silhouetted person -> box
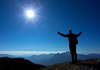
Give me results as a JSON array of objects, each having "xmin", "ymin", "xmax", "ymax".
[{"xmin": 58, "ymin": 29, "xmax": 82, "ymax": 64}]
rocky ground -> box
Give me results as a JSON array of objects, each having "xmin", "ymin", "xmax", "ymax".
[{"xmin": 38, "ymin": 58, "xmax": 100, "ymax": 70}]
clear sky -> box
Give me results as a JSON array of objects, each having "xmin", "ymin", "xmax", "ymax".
[{"xmin": 0, "ymin": 0, "xmax": 100, "ymax": 55}]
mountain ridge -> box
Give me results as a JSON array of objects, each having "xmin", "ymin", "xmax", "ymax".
[
  {"xmin": 24, "ymin": 52, "xmax": 100, "ymax": 66},
  {"xmin": 0, "ymin": 57, "xmax": 44, "ymax": 70},
  {"xmin": 0, "ymin": 52, "xmax": 100, "ymax": 66}
]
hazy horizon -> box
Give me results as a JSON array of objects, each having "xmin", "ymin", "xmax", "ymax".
[{"xmin": 0, "ymin": 51, "xmax": 100, "ymax": 56}]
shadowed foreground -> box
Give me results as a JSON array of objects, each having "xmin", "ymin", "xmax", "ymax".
[
  {"xmin": 0, "ymin": 57, "xmax": 100, "ymax": 70},
  {"xmin": 0, "ymin": 57, "xmax": 44, "ymax": 70},
  {"xmin": 39, "ymin": 58, "xmax": 100, "ymax": 70}
]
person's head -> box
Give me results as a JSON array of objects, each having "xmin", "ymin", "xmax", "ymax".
[{"xmin": 68, "ymin": 29, "xmax": 72, "ymax": 34}]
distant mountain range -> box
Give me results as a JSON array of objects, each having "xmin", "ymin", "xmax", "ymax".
[
  {"xmin": 0, "ymin": 54, "xmax": 16, "ymax": 58},
  {"xmin": 0, "ymin": 52, "xmax": 100, "ymax": 66}
]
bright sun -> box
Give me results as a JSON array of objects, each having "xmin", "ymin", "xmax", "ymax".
[{"xmin": 26, "ymin": 10, "xmax": 35, "ymax": 18}]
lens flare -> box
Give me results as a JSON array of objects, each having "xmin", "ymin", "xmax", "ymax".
[{"xmin": 26, "ymin": 10, "xmax": 35, "ymax": 18}]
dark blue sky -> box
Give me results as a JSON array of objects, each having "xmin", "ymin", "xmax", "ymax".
[{"xmin": 0, "ymin": 0, "xmax": 100, "ymax": 55}]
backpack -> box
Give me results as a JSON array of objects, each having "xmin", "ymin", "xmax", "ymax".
[
  {"xmin": 72, "ymin": 34, "xmax": 78, "ymax": 45},
  {"xmin": 74, "ymin": 36, "xmax": 78, "ymax": 45},
  {"xmin": 68, "ymin": 33, "xmax": 78, "ymax": 45}
]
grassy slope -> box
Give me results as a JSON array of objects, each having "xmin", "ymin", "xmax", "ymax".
[{"xmin": 38, "ymin": 58, "xmax": 100, "ymax": 70}]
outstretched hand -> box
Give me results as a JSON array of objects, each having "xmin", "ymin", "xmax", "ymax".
[
  {"xmin": 80, "ymin": 32, "xmax": 82, "ymax": 33},
  {"xmin": 58, "ymin": 31, "xmax": 60, "ymax": 34}
]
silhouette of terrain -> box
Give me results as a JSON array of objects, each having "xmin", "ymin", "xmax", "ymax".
[
  {"xmin": 0, "ymin": 57, "xmax": 44, "ymax": 70},
  {"xmin": 27, "ymin": 53, "xmax": 55, "ymax": 65},
  {"xmin": 0, "ymin": 54, "xmax": 16, "ymax": 58},
  {"xmin": 0, "ymin": 54, "xmax": 100, "ymax": 70},
  {"xmin": 25, "ymin": 52, "xmax": 100, "ymax": 66},
  {"xmin": 39, "ymin": 58, "xmax": 100, "ymax": 70},
  {"xmin": 1, "ymin": 52, "xmax": 100, "ymax": 66}
]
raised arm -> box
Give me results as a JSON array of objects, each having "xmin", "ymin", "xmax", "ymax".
[
  {"xmin": 58, "ymin": 32, "xmax": 68, "ymax": 37},
  {"xmin": 76, "ymin": 32, "xmax": 82, "ymax": 37}
]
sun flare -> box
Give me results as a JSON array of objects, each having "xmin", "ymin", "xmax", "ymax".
[
  {"xmin": 26, "ymin": 10, "xmax": 35, "ymax": 18},
  {"xmin": 24, "ymin": 7, "xmax": 39, "ymax": 22}
]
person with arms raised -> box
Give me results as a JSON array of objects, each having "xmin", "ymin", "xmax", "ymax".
[{"xmin": 58, "ymin": 29, "xmax": 82, "ymax": 64}]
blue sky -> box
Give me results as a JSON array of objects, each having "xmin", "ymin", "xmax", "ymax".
[{"xmin": 0, "ymin": 0, "xmax": 100, "ymax": 55}]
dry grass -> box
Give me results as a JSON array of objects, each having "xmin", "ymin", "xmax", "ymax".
[{"xmin": 38, "ymin": 58, "xmax": 100, "ymax": 70}]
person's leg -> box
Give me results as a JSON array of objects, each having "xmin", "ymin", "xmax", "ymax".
[
  {"xmin": 71, "ymin": 51, "xmax": 74, "ymax": 63},
  {"xmin": 73, "ymin": 45, "xmax": 77, "ymax": 63},
  {"xmin": 69, "ymin": 44, "xmax": 74, "ymax": 63}
]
